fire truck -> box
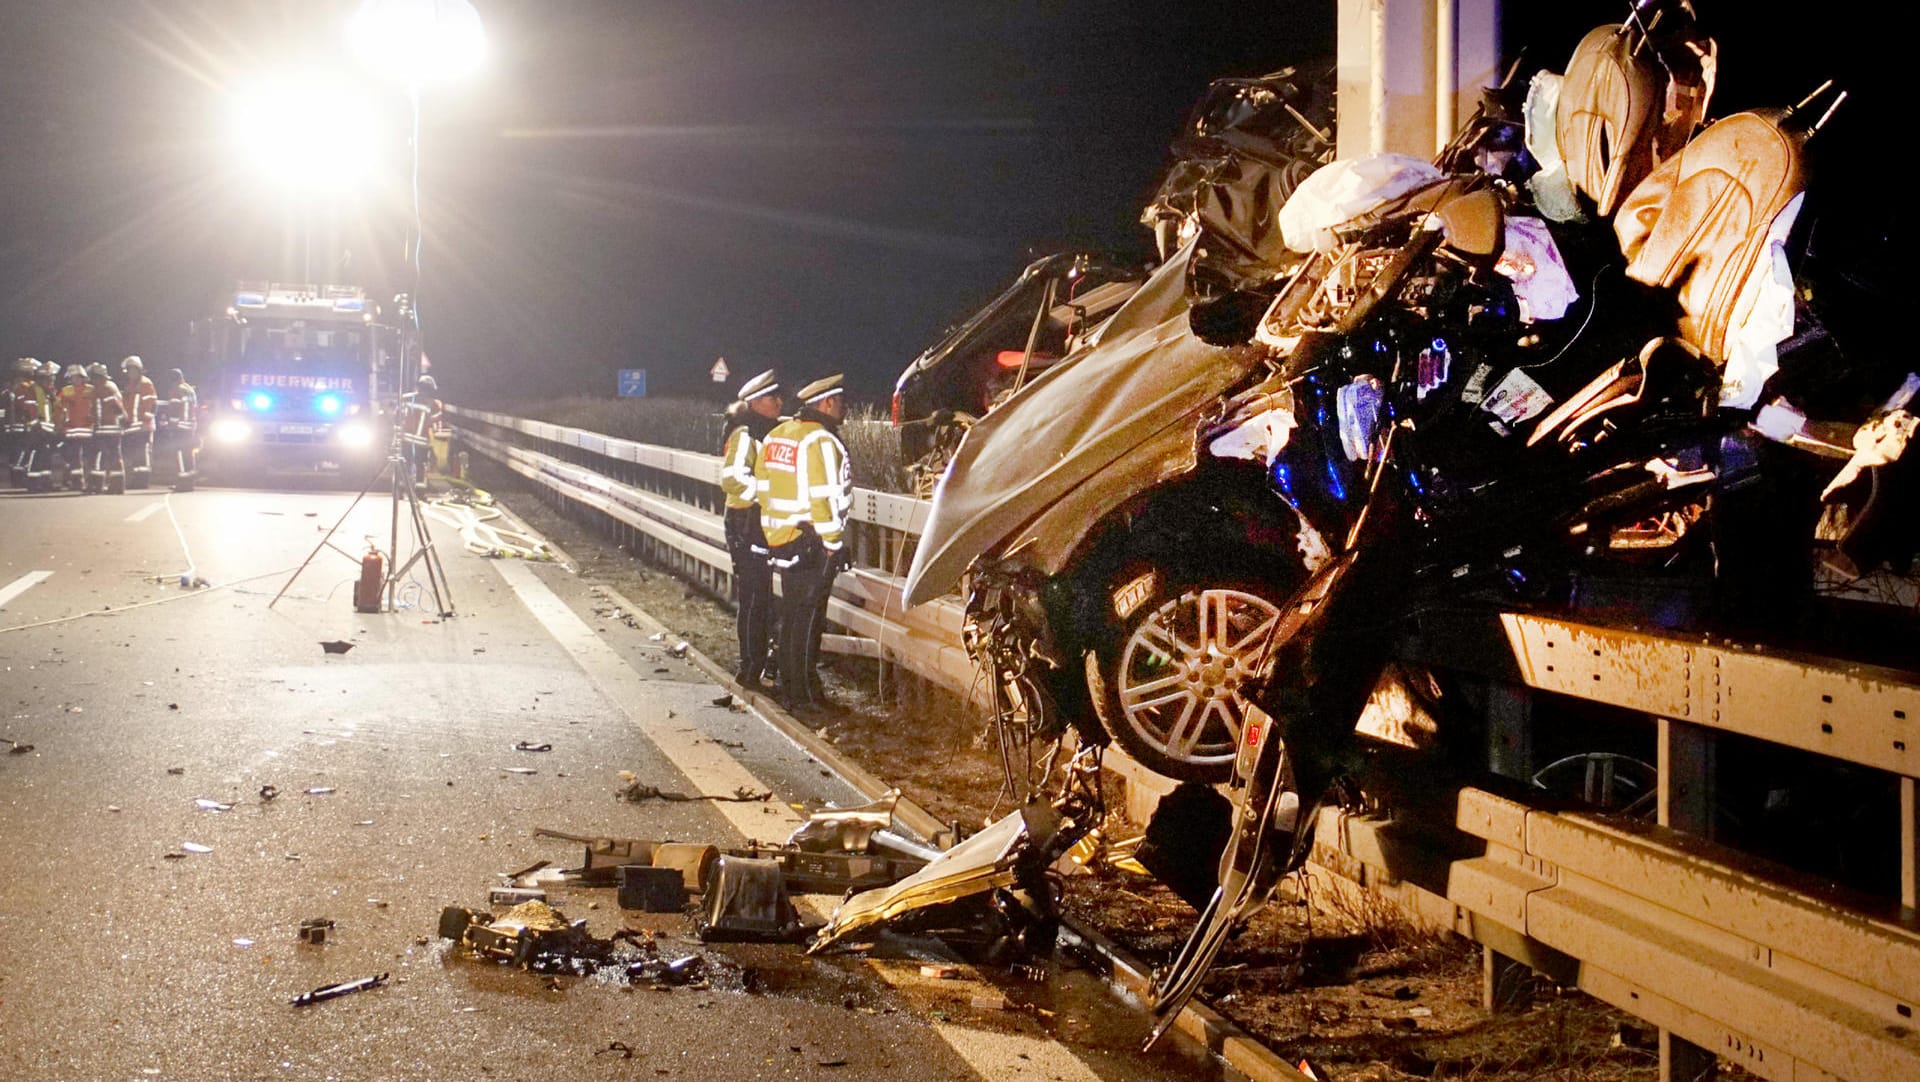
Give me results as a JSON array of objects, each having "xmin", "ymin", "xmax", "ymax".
[{"xmin": 191, "ymin": 282, "xmax": 404, "ymax": 474}]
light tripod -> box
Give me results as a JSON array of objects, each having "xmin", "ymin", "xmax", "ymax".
[{"xmin": 269, "ymin": 422, "xmax": 453, "ymax": 617}]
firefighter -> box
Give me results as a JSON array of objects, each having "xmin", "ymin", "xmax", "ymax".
[
  {"xmin": 5, "ymin": 358, "xmax": 56, "ymax": 491},
  {"xmin": 87, "ymin": 362, "xmax": 128, "ymax": 493},
  {"xmin": 154, "ymin": 367, "xmax": 198, "ymax": 491},
  {"xmin": 720, "ymin": 369, "xmax": 783, "ymax": 686},
  {"xmin": 119, "ymin": 355, "xmax": 158, "ymax": 490},
  {"xmin": 400, "ymin": 374, "xmax": 443, "ymax": 484},
  {"xmin": 755, "ymin": 374, "xmax": 851, "ymax": 708},
  {"xmin": 30, "ymin": 361, "xmax": 59, "ymax": 490},
  {"xmin": 56, "ymin": 364, "xmax": 95, "ymax": 492}
]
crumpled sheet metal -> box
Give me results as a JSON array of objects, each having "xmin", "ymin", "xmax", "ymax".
[
  {"xmin": 809, "ymin": 806, "xmax": 1032, "ymax": 952},
  {"xmin": 784, "ymin": 788, "xmax": 901, "ymax": 853},
  {"xmin": 904, "ymin": 241, "xmax": 1269, "ymax": 605}
]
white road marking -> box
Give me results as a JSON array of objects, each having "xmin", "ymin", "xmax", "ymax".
[
  {"xmin": 124, "ymin": 501, "xmax": 165, "ymax": 523},
  {"xmin": 0, "ymin": 571, "xmax": 53, "ymax": 609},
  {"xmin": 492, "ymin": 559, "xmax": 803, "ymax": 841},
  {"xmin": 491, "ymin": 560, "xmax": 1118, "ymax": 1082}
]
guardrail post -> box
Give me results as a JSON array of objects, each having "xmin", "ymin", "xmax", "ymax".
[
  {"xmin": 1480, "ymin": 946, "xmax": 1531, "ymax": 1013},
  {"xmin": 1659, "ymin": 1029, "xmax": 1717, "ymax": 1082},
  {"xmin": 1486, "ymin": 684, "xmax": 1532, "ymax": 781},
  {"xmin": 1903, "ymin": 775, "xmax": 1917, "ymax": 912},
  {"xmin": 1658, "ymin": 717, "xmax": 1716, "ymax": 837}
]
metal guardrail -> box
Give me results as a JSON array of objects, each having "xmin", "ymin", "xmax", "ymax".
[{"xmin": 451, "ymin": 404, "xmax": 1920, "ymax": 1081}]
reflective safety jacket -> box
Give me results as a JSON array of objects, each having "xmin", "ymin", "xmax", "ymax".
[
  {"xmin": 159, "ymin": 382, "xmax": 197, "ymax": 431},
  {"xmin": 720, "ymin": 423, "xmax": 760, "ymax": 510},
  {"xmin": 755, "ymin": 416, "xmax": 850, "ymax": 550},
  {"xmin": 4, "ymin": 379, "xmax": 51, "ymax": 433},
  {"xmin": 123, "ymin": 375, "xmax": 157, "ymax": 432},
  {"xmin": 58, "ymin": 382, "xmax": 96, "ymax": 437},
  {"xmin": 92, "ymin": 379, "xmax": 128, "ymax": 434}
]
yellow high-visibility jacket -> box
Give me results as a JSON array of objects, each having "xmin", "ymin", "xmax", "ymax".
[
  {"xmin": 719, "ymin": 423, "xmax": 761, "ymax": 511},
  {"xmin": 755, "ymin": 416, "xmax": 849, "ymax": 550}
]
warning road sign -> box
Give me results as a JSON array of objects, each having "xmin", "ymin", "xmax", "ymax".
[{"xmin": 710, "ymin": 357, "xmax": 730, "ymax": 383}]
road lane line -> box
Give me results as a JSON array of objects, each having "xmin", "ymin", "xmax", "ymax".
[
  {"xmin": 492, "ymin": 560, "xmax": 1123, "ymax": 1082},
  {"xmin": 493, "ymin": 559, "xmax": 803, "ymax": 841},
  {"xmin": 124, "ymin": 500, "xmax": 165, "ymax": 523},
  {"xmin": 0, "ymin": 571, "xmax": 53, "ymax": 609}
]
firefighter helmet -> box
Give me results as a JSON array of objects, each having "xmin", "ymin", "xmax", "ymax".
[
  {"xmin": 87, "ymin": 362, "xmax": 110, "ymax": 381},
  {"xmin": 166, "ymin": 368, "xmax": 186, "ymax": 386},
  {"xmin": 63, "ymin": 365, "xmax": 87, "ymax": 383},
  {"xmin": 122, "ymin": 355, "xmax": 145, "ymax": 374},
  {"xmin": 11, "ymin": 357, "xmax": 36, "ymax": 378}
]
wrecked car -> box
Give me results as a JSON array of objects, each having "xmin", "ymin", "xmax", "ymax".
[
  {"xmin": 902, "ymin": 2, "xmax": 1913, "ymax": 1044},
  {"xmin": 891, "ymin": 251, "xmax": 1145, "ymax": 496}
]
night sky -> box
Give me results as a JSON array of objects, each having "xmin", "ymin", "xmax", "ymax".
[{"xmin": 0, "ymin": 2, "xmax": 1896, "ymax": 404}]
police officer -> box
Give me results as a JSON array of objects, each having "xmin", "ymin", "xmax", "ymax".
[
  {"xmin": 755, "ymin": 374, "xmax": 851, "ymax": 708},
  {"xmin": 720, "ymin": 370, "xmax": 782, "ymax": 686},
  {"xmin": 119, "ymin": 355, "xmax": 158, "ymax": 490},
  {"xmin": 155, "ymin": 367, "xmax": 198, "ymax": 491}
]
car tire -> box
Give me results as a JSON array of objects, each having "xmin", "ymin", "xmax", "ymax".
[{"xmin": 1087, "ymin": 557, "xmax": 1303, "ymax": 782}]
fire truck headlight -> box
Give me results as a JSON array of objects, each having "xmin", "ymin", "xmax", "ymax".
[
  {"xmin": 211, "ymin": 418, "xmax": 253, "ymax": 445},
  {"xmin": 337, "ymin": 420, "xmax": 374, "ymax": 448},
  {"xmin": 316, "ymin": 393, "xmax": 344, "ymax": 416},
  {"xmin": 248, "ymin": 392, "xmax": 274, "ymax": 412}
]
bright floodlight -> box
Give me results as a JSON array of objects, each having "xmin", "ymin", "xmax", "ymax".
[
  {"xmin": 228, "ymin": 72, "xmax": 382, "ymax": 193},
  {"xmin": 349, "ymin": 0, "xmax": 486, "ymax": 84}
]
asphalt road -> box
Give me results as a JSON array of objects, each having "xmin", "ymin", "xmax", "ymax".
[{"xmin": 0, "ymin": 483, "xmax": 1216, "ymax": 1082}]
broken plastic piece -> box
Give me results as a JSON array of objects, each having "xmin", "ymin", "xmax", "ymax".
[
  {"xmin": 511, "ymin": 741, "xmax": 552, "ymax": 753},
  {"xmin": 180, "ymin": 842, "xmax": 212, "ymax": 854},
  {"xmin": 319, "ymin": 640, "xmax": 354, "ymax": 655},
  {"xmin": 195, "ymin": 798, "xmax": 233, "ymax": 812},
  {"xmin": 289, "ymin": 972, "xmax": 387, "ymax": 1007},
  {"xmin": 259, "ymin": 785, "xmax": 280, "ymax": 801},
  {"xmin": 298, "ymin": 918, "xmax": 336, "ymax": 945}
]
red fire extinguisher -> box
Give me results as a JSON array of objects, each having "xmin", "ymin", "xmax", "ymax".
[{"xmin": 354, "ymin": 547, "xmax": 385, "ymax": 613}]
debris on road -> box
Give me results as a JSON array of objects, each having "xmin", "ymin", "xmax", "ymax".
[
  {"xmin": 303, "ymin": 787, "xmax": 335, "ymax": 795},
  {"xmin": 5, "ymin": 740, "xmax": 32, "ymax": 755},
  {"xmin": 180, "ymin": 842, "xmax": 212, "ymax": 854},
  {"xmin": 298, "ymin": 918, "xmax": 335, "ymax": 945},
  {"xmin": 786, "ymin": 789, "xmax": 901, "ymax": 852},
  {"xmin": 668, "ymin": 641, "xmax": 690, "ymax": 658},
  {"xmin": 319, "ymin": 640, "xmax": 354, "ymax": 655},
  {"xmin": 499, "ymin": 766, "xmax": 538, "ymax": 775},
  {"xmin": 511, "ymin": 741, "xmax": 552, "ymax": 753},
  {"xmin": 594, "ymin": 1042, "xmax": 636, "ymax": 1060},
  {"xmin": 194, "ymin": 798, "xmax": 233, "ymax": 812},
  {"xmin": 696, "ymin": 856, "xmax": 804, "ymax": 943},
  {"xmin": 490, "ymin": 886, "xmax": 548, "ymax": 908},
  {"xmin": 289, "ymin": 972, "xmax": 387, "ymax": 1007},
  {"xmin": 165, "ymin": 766, "xmax": 185, "ymax": 775},
  {"xmin": 616, "ymin": 865, "xmax": 687, "ymax": 912},
  {"xmin": 614, "ymin": 771, "xmax": 768, "ymax": 804},
  {"xmin": 259, "ymin": 785, "xmax": 280, "ymax": 801}
]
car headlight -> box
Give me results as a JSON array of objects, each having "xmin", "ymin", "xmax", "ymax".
[
  {"xmin": 337, "ymin": 420, "xmax": 374, "ymax": 448},
  {"xmin": 210, "ymin": 417, "xmax": 252, "ymax": 444}
]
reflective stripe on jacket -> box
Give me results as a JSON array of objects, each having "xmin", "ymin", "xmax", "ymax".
[
  {"xmin": 755, "ymin": 418, "xmax": 850, "ymax": 550},
  {"xmin": 160, "ymin": 385, "xmax": 197, "ymax": 431},
  {"xmin": 719, "ymin": 424, "xmax": 760, "ymax": 510},
  {"xmin": 124, "ymin": 376, "xmax": 157, "ymax": 431},
  {"xmin": 92, "ymin": 380, "xmax": 127, "ymax": 434},
  {"xmin": 59, "ymin": 384, "xmax": 95, "ymax": 437},
  {"xmin": 4, "ymin": 380, "xmax": 50, "ymax": 431}
]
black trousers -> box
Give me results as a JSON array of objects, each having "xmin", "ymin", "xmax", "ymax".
[
  {"xmin": 770, "ymin": 532, "xmax": 840, "ymax": 705},
  {"xmin": 725, "ymin": 506, "xmax": 775, "ymax": 681},
  {"xmin": 156, "ymin": 428, "xmax": 196, "ymax": 488},
  {"xmin": 122, "ymin": 428, "xmax": 152, "ymax": 488}
]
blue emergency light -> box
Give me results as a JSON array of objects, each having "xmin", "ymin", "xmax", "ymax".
[
  {"xmin": 315, "ymin": 393, "xmax": 343, "ymax": 416},
  {"xmin": 248, "ymin": 392, "xmax": 274, "ymax": 411}
]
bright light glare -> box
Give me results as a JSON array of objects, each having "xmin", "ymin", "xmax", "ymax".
[
  {"xmin": 349, "ymin": 0, "xmax": 486, "ymax": 84},
  {"xmin": 316, "ymin": 393, "xmax": 344, "ymax": 415},
  {"xmin": 248, "ymin": 392, "xmax": 274, "ymax": 411},
  {"xmin": 228, "ymin": 72, "xmax": 382, "ymax": 193},
  {"xmin": 211, "ymin": 418, "xmax": 253, "ymax": 445},
  {"xmin": 337, "ymin": 421, "xmax": 374, "ymax": 448}
]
